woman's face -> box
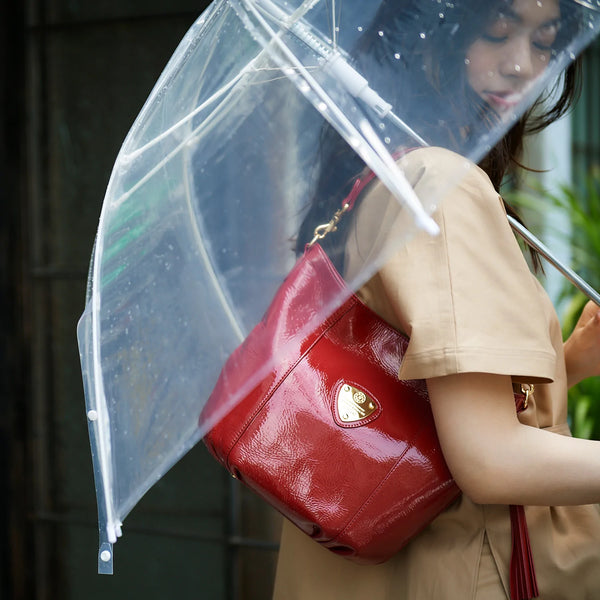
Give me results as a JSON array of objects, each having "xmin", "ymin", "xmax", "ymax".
[{"xmin": 466, "ymin": 0, "xmax": 560, "ymax": 113}]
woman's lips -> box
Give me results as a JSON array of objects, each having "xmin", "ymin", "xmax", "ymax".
[{"xmin": 484, "ymin": 91, "xmax": 523, "ymax": 110}]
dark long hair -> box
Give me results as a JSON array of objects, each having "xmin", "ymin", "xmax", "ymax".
[{"xmin": 296, "ymin": 0, "xmax": 583, "ymax": 272}]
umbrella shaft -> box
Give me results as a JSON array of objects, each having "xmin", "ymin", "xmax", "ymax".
[{"xmin": 508, "ymin": 215, "xmax": 600, "ymax": 306}]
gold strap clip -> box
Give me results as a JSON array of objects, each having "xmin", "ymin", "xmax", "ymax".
[
  {"xmin": 520, "ymin": 384, "xmax": 534, "ymax": 410},
  {"xmin": 308, "ymin": 203, "xmax": 350, "ymax": 246}
]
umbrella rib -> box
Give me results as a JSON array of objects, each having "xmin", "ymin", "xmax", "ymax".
[
  {"xmin": 331, "ymin": 0, "xmax": 337, "ymax": 49},
  {"xmin": 123, "ymin": 67, "xmax": 251, "ymax": 163},
  {"xmin": 243, "ymin": 0, "xmax": 438, "ymax": 234}
]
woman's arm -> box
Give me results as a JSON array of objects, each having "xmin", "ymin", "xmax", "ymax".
[
  {"xmin": 564, "ymin": 300, "xmax": 600, "ymax": 388},
  {"xmin": 428, "ymin": 372, "xmax": 600, "ymax": 506}
]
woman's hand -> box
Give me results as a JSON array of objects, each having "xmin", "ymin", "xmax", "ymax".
[{"xmin": 564, "ymin": 300, "xmax": 600, "ymax": 388}]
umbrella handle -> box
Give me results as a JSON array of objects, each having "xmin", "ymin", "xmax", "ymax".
[{"xmin": 508, "ymin": 215, "xmax": 600, "ymax": 306}]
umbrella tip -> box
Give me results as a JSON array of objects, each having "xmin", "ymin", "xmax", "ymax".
[
  {"xmin": 419, "ymin": 213, "xmax": 440, "ymax": 236},
  {"xmin": 98, "ymin": 542, "xmax": 114, "ymax": 575}
]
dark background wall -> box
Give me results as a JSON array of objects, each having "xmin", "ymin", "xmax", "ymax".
[{"xmin": 1, "ymin": 1, "xmax": 280, "ymax": 598}]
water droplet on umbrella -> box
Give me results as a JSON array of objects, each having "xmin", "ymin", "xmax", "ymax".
[
  {"xmin": 384, "ymin": 137, "xmax": 391, "ymax": 144},
  {"xmin": 317, "ymin": 102, "xmax": 328, "ymax": 112},
  {"xmin": 394, "ymin": 53, "xmax": 401, "ymax": 60},
  {"xmin": 514, "ymin": 64, "xmax": 521, "ymax": 72},
  {"xmin": 464, "ymin": 58, "xmax": 471, "ymax": 65},
  {"xmin": 419, "ymin": 32, "xmax": 426, "ymax": 39},
  {"xmin": 378, "ymin": 30, "xmax": 384, "ymax": 37}
]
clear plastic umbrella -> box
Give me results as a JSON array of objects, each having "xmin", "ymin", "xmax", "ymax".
[{"xmin": 78, "ymin": 0, "xmax": 600, "ymax": 573}]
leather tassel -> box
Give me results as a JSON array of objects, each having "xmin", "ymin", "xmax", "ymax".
[{"xmin": 509, "ymin": 505, "xmax": 539, "ymax": 600}]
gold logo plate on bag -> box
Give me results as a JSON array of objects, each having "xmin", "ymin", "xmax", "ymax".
[{"xmin": 337, "ymin": 384, "xmax": 377, "ymax": 423}]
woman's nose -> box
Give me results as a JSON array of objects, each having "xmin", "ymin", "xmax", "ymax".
[{"xmin": 499, "ymin": 36, "xmax": 536, "ymax": 80}]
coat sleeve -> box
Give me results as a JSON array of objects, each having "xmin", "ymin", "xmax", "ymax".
[{"xmin": 345, "ymin": 146, "xmax": 556, "ymax": 382}]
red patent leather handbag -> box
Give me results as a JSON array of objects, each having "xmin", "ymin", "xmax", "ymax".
[
  {"xmin": 202, "ymin": 240, "xmax": 460, "ymax": 563},
  {"xmin": 201, "ymin": 172, "xmax": 538, "ymax": 599}
]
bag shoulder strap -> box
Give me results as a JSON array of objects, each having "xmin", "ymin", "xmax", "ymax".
[{"xmin": 309, "ymin": 149, "xmax": 414, "ymax": 247}]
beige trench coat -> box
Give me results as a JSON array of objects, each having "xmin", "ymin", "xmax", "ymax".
[{"xmin": 273, "ymin": 148, "xmax": 600, "ymax": 599}]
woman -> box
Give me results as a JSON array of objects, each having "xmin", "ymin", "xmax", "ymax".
[{"xmin": 273, "ymin": 0, "xmax": 600, "ymax": 598}]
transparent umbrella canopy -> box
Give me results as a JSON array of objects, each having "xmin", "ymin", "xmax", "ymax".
[{"xmin": 78, "ymin": 0, "xmax": 600, "ymax": 573}]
